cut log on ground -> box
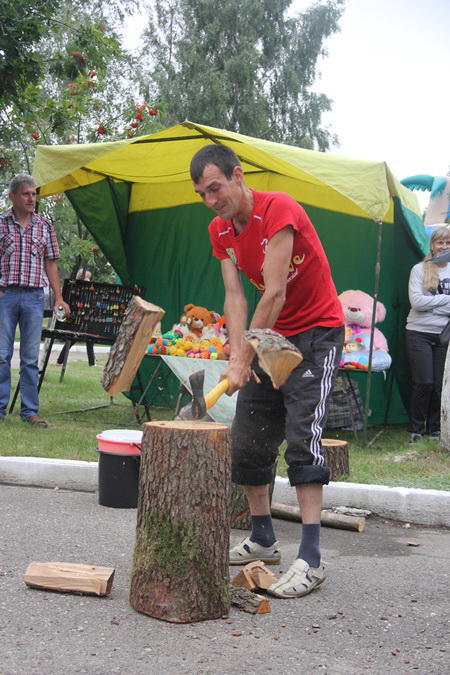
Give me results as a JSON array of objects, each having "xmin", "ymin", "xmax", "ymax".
[
  {"xmin": 271, "ymin": 502, "xmax": 365, "ymax": 532},
  {"xmin": 24, "ymin": 562, "xmax": 115, "ymax": 596},
  {"xmin": 229, "ymin": 586, "xmax": 271, "ymax": 614},
  {"xmin": 231, "ymin": 561, "xmax": 277, "ymax": 591},
  {"xmin": 101, "ymin": 296, "xmax": 164, "ymax": 396},
  {"xmin": 322, "ymin": 438, "xmax": 349, "ymax": 479},
  {"xmin": 130, "ymin": 420, "xmax": 231, "ymax": 623}
]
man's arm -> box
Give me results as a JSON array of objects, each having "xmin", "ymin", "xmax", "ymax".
[
  {"xmin": 221, "ymin": 226, "xmax": 294, "ymax": 394},
  {"xmin": 44, "ymin": 258, "xmax": 71, "ymax": 317}
]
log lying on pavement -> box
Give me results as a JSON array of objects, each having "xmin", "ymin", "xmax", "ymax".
[
  {"xmin": 101, "ymin": 296, "xmax": 164, "ymax": 396},
  {"xmin": 271, "ymin": 502, "xmax": 365, "ymax": 532},
  {"xmin": 24, "ymin": 562, "xmax": 115, "ymax": 596}
]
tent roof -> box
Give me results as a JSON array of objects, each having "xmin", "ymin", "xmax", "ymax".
[{"xmin": 33, "ymin": 121, "xmax": 421, "ymax": 224}]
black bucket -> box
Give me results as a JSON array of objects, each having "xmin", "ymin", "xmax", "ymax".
[{"xmin": 97, "ymin": 451, "xmax": 141, "ymax": 508}]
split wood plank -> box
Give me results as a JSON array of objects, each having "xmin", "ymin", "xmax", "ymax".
[
  {"xmin": 24, "ymin": 562, "xmax": 115, "ymax": 596},
  {"xmin": 271, "ymin": 502, "xmax": 365, "ymax": 532},
  {"xmin": 101, "ymin": 296, "xmax": 164, "ymax": 396},
  {"xmin": 231, "ymin": 561, "xmax": 277, "ymax": 591},
  {"xmin": 229, "ymin": 586, "xmax": 271, "ymax": 614}
]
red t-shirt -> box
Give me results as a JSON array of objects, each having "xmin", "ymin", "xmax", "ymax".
[{"xmin": 209, "ymin": 190, "xmax": 343, "ymax": 336}]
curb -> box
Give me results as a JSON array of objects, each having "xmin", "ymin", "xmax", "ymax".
[
  {"xmin": 276, "ymin": 476, "xmax": 450, "ymax": 528},
  {"xmin": 0, "ymin": 457, "xmax": 449, "ymax": 527}
]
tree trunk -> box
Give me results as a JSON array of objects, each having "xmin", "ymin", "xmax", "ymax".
[
  {"xmin": 441, "ymin": 348, "xmax": 450, "ymax": 451},
  {"xmin": 130, "ymin": 420, "xmax": 231, "ymax": 623},
  {"xmin": 101, "ymin": 296, "xmax": 164, "ymax": 395},
  {"xmin": 322, "ymin": 438, "xmax": 349, "ymax": 478}
]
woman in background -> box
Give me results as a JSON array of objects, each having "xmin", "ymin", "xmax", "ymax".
[{"xmin": 406, "ymin": 225, "xmax": 450, "ymax": 442}]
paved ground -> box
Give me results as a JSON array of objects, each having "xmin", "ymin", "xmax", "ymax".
[{"xmin": 1, "ymin": 484, "xmax": 448, "ymax": 674}]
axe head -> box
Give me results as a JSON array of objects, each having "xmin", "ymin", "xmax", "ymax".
[{"xmin": 189, "ymin": 369, "xmax": 207, "ymax": 419}]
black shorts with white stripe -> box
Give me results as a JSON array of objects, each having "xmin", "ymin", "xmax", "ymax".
[{"xmin": 231, "ymin": 325, "xmax": 345, "ymax": 487}]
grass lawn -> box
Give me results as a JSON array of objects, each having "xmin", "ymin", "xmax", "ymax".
[{"xmin": 1, "ymin": 355, "xmax": 449, "ymax": 491}]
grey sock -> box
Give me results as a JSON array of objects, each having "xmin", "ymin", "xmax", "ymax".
[
  {"xmin": 297, "ymin": 523, "xmax": 321, "ymax": 568},
  {"xmin": 249, "ymin": 514, "xmax": 276, "ymax": 547}
]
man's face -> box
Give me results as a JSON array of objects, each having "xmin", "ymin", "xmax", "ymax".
[
  {"xmin": 10, "ymin": 183, "xmax": 37, "ymax": 216},
  {"xmin": 193, "ymin": 163, "xmax": 244, "ymax": 221}
]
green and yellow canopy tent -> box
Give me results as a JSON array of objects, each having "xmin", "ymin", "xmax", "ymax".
[{"xmin": 33, "ymin": 121, "xmax": 427, "ymax": 424}]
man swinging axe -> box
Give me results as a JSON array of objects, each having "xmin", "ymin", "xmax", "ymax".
[{"xmin": 190, "ymin": 145, "xmax": 344, "ymax": 598}]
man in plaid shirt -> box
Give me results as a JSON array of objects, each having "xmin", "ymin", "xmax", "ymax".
[{"xmin": 0, "ymin": 174, "xmax": 70, "ymax": 427}]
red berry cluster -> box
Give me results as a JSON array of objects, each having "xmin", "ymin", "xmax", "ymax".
[
  {"xmin": 24, "ymin": 124, "xmax": 40, "ymax": 141},
  {"xmin": 126, "ymin": 104, "xmax": 158, "ymax": 138},
  {"xmin": 0, "ymin": 156, "xmax": 12, "ymax": 169}
]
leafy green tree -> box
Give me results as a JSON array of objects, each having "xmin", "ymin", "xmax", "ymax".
[
  {"xmin": 0, "ymin": 0, "xmax": 57, "ymax": 106},
  {"xmin": 1, "ymin": 0, "xmax": 165, "ymax": 280},
  {"xmin": 137, "ymin": 0, "xmax": 344, "ymax": 150}
]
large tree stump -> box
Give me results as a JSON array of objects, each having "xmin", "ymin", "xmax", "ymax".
[
  {"xmin": 130, "ymin": 420, "xmax": 231, "ymax": 623},
  {"xmin": 322, "ymin": 439, "xmax": 349, "ymax": 478},
  {"xmin": 101, "ymin": 296, "xmax": 164, "ymax": 395}
]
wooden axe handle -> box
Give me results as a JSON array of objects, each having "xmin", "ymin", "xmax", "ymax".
[{"xmin": 205, "ymin": 379, "xmax": 229, "ymax": 410}]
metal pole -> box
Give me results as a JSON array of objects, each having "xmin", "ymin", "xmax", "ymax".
[{"xmin": 363, "ymin": 220, "xmax": 383, "ymax": 445}]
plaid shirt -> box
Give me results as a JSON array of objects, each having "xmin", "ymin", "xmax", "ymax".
[{"xmin": 0, "ymin": 208, "xmax": 59, "ymax": 288}]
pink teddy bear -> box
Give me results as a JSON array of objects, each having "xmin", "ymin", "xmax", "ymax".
[{"xmin": 338, "ymin": 289, "xmax": 389, "ymax": 352}]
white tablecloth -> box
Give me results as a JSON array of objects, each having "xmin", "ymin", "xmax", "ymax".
[{"xmin": 160, "ymin": 355, "xmax": 237, "ymax": 426}]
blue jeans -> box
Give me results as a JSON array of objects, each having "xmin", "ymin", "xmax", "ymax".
[{"xmin": 0, "ymin": 286, "xmax": 44, "ymax": 419}]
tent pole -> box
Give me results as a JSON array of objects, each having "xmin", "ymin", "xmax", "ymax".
[{"xmin": 363, "ymin": 220, "xmax": 383, "ymax": 446}]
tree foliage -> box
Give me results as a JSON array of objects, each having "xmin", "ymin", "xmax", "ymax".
[
  {"xmin": 1, "ymin": 0, "xmax": 345, "ymax": 279},
  {"xmin": 1, "ymin": 0, "xmax": 163, "ymax": 280},
  {"xmin": 137, "ymin": 0, "xmax": 344, "ymax": 150},
  {"xmin": 0, "ymin": 0, "xmax": 58, "ymax": 106}
]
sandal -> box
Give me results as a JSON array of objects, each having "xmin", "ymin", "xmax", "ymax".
[{"xmin": 229, "ymin": 537, "xmax": 281, "ymax": 565}]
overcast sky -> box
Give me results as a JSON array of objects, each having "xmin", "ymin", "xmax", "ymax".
[
  {"xmin": 301, "ymin": 0, "xmax": 450, "ymax": 187},
  {"xmin": 124, "ymin": 0, "xmax": 449, "ymax": 206}
]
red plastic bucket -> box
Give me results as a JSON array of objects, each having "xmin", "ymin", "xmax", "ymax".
[
  {"xmin": 97, "ymin": 430, "xmax": 142, "ymax": 508},
  {"xmin": 96, "ymin": 429, "xmax": 142, "ymax": 455}
]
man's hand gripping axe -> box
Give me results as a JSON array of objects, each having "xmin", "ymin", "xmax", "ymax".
[{"xmin": 176, "ymin": 328, "xmax": 302, "ymax": 421}]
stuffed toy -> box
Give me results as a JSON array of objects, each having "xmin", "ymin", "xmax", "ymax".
[
  {"xmin": 344, "ymin": 337, "xmax": 365, "ymax": 354},
  {"xmin": 338, "ymin": 289, "xmax": 392, "ymax": 370},
  {"xmin": 181, "ymin": 303, "xmax": 217, "ymax": 339}
]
